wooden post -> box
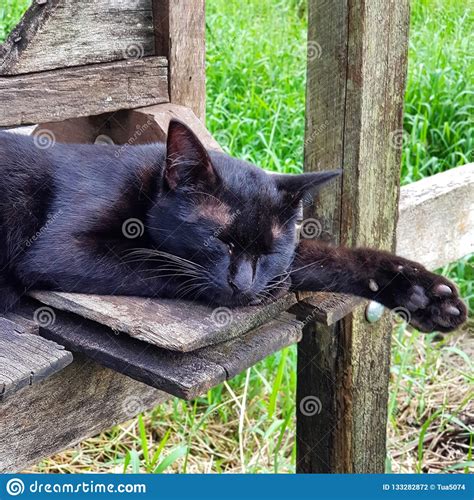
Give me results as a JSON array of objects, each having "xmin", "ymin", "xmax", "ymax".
[
  {"xmin": 296, "ymin": 0, "xmax": 410, "ymax": 473},
  {"xmin": 153, "ymin": 0, "xmax": 206, "ymax": 121}
]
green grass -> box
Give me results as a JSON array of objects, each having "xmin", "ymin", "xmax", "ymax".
[
  {"xmin": 0, "ymin": 0, "xmax": 30, "ymax": 42},
  {"xmin": 206, "ymin": 0, "xmax": 307, "ymax": 173},
  {"xmin": 2, "ymin": 0, "xmax": 472, "ymax": 474},
  {"xmin": 402, "ymin": 0, "xmax": 473, "ymax": 183}
]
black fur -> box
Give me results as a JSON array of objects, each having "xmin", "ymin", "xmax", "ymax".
[{"xmin": 0, "ymin": 121, "xmax": 466, "ymax": 333}]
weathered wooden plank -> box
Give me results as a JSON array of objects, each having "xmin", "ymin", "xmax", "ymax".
[
  {"xmin": 0, "ymin": 307, "xmax": 302, "ymax": 473},
  {"xmin": 2, "ymin": 311, "xmax": 39, "ymax": 335},
  {"xmin": 30, "ymin": 304, "xmax": 226, "ymax": 400},
  {"xmin": 196, "ymin": 312, "xmax": 303, "ymax": 379},
  {"xmin": 0, "ymin": 355, "xmax": 170, "ymax": 473},
  {"xmin": 397, "ymin": 163, "xmax": 474, "ymax": 269},
  {"xmin": 297, "ymin": 0, "xmax": 410, "ymax": 474},
  {"xmin": 0, "ymin": 318, "xmax": 72, "ymax": 401},
  {"xmin": 0, "ymin": 57, "xmax": 169, "ymax": 127},
  {"xmin": 22, "ymin": 302, "xmax": 302, "ymax": 400},
  {"xmin": 153, "ymin": 0, "xmax": 206, "ymax": 120},
  {"xmin": 295, "ymin": 293, "xmax": 362, "ymax": 326},
  {"xmin": 30, "ymin": 291, "xmax": 297, "ymax": 352},
  {"xmin": 0, "ymin": 0, "xmax": 155, "ymax": 75},
  {"xmin": 136, "ymin": 103, "xmax": 223, "ymax": 151},
  {"xmin": 18, "ymin": 104, "xmax": 221, "ymax": 151}
]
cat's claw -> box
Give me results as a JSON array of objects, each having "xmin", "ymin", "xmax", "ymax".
[
  {"xmin": 433, "ymin": 284, "xmax": 453, "ymax": 296},
  {"xmin": 445, "ymin": 305, "xmax": 460, "ymax": 316}
]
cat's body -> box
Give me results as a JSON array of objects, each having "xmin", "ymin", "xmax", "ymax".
[
  {"xmin": 0, "ymin": 133, "xmax": 164, "ymax": 304},
  {"xmin": 0, "ymin": 121, "xmax": 466, "ymax": 333}
]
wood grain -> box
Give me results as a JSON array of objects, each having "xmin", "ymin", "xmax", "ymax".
[
  {"xmin": 0, "ymin": 318, "xmax": 72, "ymax": 401},
  {"xmin": 136, "ymin": 103, "xmax": 223, "ymax": 151},
  {"xmin": 0, "ymin": 355, "xmax": 169, "ymax": 473},
  {"xmin": 297, "ymin": 0, "xmax": 410, "ymax": 474},
  {"xmin": 397, "ymin": 163, "xmax": 474, "ymax": 269},
  {"xmin": 196, "ymin": 312, "xmax": 303, "ymax": 379},
  {"xmin": 24, "ymin": 103, "xmax": 216, "ymax": 150},
  {"xmin": 0, "ymin": 308, "xmax": 301, "ymax": 472},
  {"xmin": 0, "ymin": 57, "xmax": 169, "ymax": 127},
  {"xmin": 0, "ymin": 0, "xmax": 155, "ymax": 75},
  {"xmin": 32, "ymin": 303, "xmax": 226, "ymax": 400},
  {"xmin": 23, "ymin": 302, "xmax": 302, "ymax": 400},
  {"xmin": 153, "ymin": 0, "xmax": 206, "ymax": 120},
  {"xmin": 294, "ymin": 293, "xmax": 362, "ymax": 326},
  {"xmin": 2, "ymin": 311, "xmax": 39, "ymax": 335},
  {"xmin": 30, "ymin": 291, "xmax": 297, "ymax": 352}
]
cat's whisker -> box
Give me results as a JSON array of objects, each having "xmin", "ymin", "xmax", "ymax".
[
  {"xmin": 140, "ymin": 270, "xmax": 207, "ymax": 281},
  {"xmin": 133, "ymin": 265, "xmax": 203, "ymax": 276},
  {"xmin": 175, "ymin": 277, "xmax": 208, "ymax": 290},
  {"xmin": 123, "ymin": 248, "xmax": 206, "ymax": 273},
  {"xmin": 288, "ymin": 261, "xmax": 326, "ymax": 274},
  {"xmin": 126, "ymin": 261, "xmax": 201, "ymax": 273},
  {"xmin": 191, "ymin": 284, "xmax": 213, "ymax": 302},
  {"xmin": 139, "ymin": 274, "xmax": 201, "ymax": 281},
  {"xmin": 254, "ymin": 290, "xmax": 274, "ymax": 304},
  {"xmin": 262, "ymin": 273, "xmax": 290, "ymax": 293},
  {"xmin": 176, "ymin": 284, "xmax": 208, "ymax": 298},
  {"xmin": 175, "ymin": 280, "xmax": 211, "ymax": 300},
  {"xmin": 132, "ymin": 264, "xmax": 204, "ymax": 276},
  {"xmin": 269, "ymin": 278, "xmax": 289, "ymax": 286},
  {"xmin": 147, "ymin": 251, "xmax": 206, "ymax": 270}
]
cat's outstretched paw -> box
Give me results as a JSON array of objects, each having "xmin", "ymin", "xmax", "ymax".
[{"xmin": 382, "ymin": 263, "xmax": 467, "ymax": 333}]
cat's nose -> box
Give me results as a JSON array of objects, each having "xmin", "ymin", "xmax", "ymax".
[{"xmin": 229, "ymin": 259, "xmax": 253, "ymax": 294}]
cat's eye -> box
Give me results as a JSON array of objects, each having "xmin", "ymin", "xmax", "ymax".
[{"xmin": 228, "ymin": 242, "xmax": 235, "ymax": 254}]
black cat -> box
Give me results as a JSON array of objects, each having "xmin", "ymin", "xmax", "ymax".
[{"xmin": 0, "ymin": 120, "xmax": 466, "ymax": 333}]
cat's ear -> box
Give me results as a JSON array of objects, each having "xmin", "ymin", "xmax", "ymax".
[
  {"xmin": 164, "ymin": 119, "xmax": 217, "ymax": 191},
  {"xmin": 274, "ymin": 170, "xmax": 342, "ymax": 207}
]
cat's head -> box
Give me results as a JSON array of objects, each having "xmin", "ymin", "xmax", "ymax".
[{"xmin": 147, "ymin": 120, "xmax": 340, "ymax": 307}]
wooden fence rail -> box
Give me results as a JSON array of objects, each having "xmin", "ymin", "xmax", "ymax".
[{"xmin": 397, "ymin": 163, "xmax": 474, "ymax": 269}]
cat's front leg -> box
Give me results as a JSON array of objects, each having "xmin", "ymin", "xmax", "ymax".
[{"xmin": 290, "ymin": 240, "xmax": 467, "ymax": 333}]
